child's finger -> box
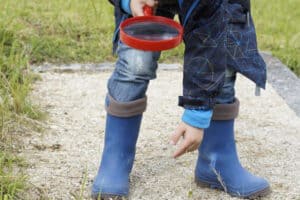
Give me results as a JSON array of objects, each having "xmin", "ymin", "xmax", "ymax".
[
  {"xmin": 146, "ymin": 0, "xmax": 157, "ymax": 7},
  {"xmin": 134, "ymin": 4, "xmax": 145, "ymax": 16},
  {"xmin": 173, "ymin": 139, "xmax": 190, "ymax": 158},
  {"xmin": 170, "ymin": 124, "xmax": 185, "ymax": 145},
  {"xmin": 187, "ymin": 142, "xmax": 199, "ymax": 152}
]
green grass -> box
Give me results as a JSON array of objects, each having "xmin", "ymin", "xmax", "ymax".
[
  {"xmin": 252, "ymin": 0, "xmax": 300, "ymax": 75},
  {"xmin": 0, "ymin": 152, "xmax": 27, "ymax": 199},
  {"xmin": 0, "ymin": 33, "xmax": 24, "ymax": 199},
  {"xmin": 0, "ymin": 13, "xmax": 42, "ymax": 200},
  {"xmin": 1, "ymin": 0, "xmax": 298, "ymax": 73},
  {"xmin": 0, "ymin": 0, "xmax": 299, "ymax": 198},
  {"xmin": 0, "ymin": 0, "xmax": 116, "ymax": 64}
]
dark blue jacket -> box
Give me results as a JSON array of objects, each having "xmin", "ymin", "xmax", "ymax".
[{"xmin": 108, "ymin": 0, "xmax": 266, "ymax": 109}]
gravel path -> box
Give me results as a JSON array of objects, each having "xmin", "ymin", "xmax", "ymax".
[{"xmin": 22, "ymin": 70, "xmax": 300, "ymax": 200}]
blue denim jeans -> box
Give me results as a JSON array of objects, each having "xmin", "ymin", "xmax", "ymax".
[{"xmin": 108, "ymin": 42, "xmax": 236, "ymax": 105}]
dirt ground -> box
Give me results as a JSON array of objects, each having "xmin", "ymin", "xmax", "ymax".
[{"xmin": 21, "ymin": 70, "xmax": 300, "ymax": 200}]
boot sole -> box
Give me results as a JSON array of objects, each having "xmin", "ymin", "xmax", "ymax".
[
  {"xmin": 195, "ymin": 179, "xmax": 271, "ymax": 199},
  {"xmin": 91, "ymin": 194, "xmax": 127, "ymax": 200}
]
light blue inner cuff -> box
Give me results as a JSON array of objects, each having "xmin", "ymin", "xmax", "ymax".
[
  {"xmin": 182, "ymin": 109, "xmax": 213, "ymax": 129},
  {"xmin": 121, "ymin": 0, "xmax": 132, "ymax": 14}
]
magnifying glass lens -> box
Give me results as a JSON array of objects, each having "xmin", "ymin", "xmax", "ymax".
[{"xmin": 123, "ymin": 21, "xmax": 179, "ymax": 41}]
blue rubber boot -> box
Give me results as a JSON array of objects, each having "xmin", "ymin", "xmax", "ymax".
[
  {"xmin": 91, "ymin": 113, "xmax": 142, "ymax": 199},
  {"xmin": 195, "ymin": 119, "xmax": 270, "ymax": 199}
]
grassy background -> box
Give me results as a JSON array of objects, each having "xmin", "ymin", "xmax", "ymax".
[
  {"xmin": 0, "ymin": 0, "xmax": 299, "ymax": 73},
  {"xmin": 0, "ymin": 0, "xmax": 299, "ymax": 198},
  {"xmin": 252, "ymin": 0, "xmax": 300, "ymax": 75},
  {"xmin": 0, "ymin": 26, "xmax": 42, "ymax": 199}
]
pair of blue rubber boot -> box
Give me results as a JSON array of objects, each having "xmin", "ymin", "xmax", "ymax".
[{"xmin": 92, "ymin": 98, "xmax": 270, "ymax": 199}]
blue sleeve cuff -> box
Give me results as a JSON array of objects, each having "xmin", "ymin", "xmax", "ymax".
[
  {"xmin": 182, "ymin": 109, "xmax": 213, "ymax": 129},
  {"xmin": 121, "ymin": 0, "xmax": 132, "ymax": 14}
]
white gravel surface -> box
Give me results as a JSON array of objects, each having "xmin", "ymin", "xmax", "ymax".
[{"xmin": 22, "ymin": 70, "xmax": 300, "ymax": 200}]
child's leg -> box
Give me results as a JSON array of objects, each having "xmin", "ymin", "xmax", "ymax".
[
  {"xmin": 108, "ymin": 42, "xmax": 160, "ymax": 103},
  {"xmin": 92, "ymin": 42, "xmax": 160, "ymax": 199},
  {"xmin": 195, "ymin": 67, "xmax": 270, "ymax": 198}
]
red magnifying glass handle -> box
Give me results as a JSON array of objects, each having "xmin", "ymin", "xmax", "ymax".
[{"xmin": 143, "ymin": 5, "xmax": 153, "ymax": 16}]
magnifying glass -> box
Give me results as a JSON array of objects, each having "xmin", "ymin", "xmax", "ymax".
[{"xmin": 120, "ymin": 6, "xmax": 183, "ymax": 51}]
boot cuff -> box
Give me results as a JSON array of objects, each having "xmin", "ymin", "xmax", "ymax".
[
  {"xmin": 105, "ymin": 94, "xmax": 147, "ymax": 117},
  {"xmin": 212, "ymin": 98, "xmax": 240, "ymax": 120}
]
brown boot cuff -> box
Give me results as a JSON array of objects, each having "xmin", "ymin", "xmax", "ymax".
[
  {"xmin": 105, "ymin": 94, "xmax": 147, "ymax": 117},
  {"xmin": 212, "ymin": 98, "xmax": 240, "ymax": 120}
]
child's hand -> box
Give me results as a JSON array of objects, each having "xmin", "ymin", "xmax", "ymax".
[
  {"xmin": 170, "ymin": 122, "xmax": 204, "ymax": 158},
  {"xmin": 130, "ymin": 0, "xmax": 158, "ymax": 16}
]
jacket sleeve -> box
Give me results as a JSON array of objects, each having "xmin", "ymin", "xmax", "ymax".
[
  {"xmin": 108, "ymin": 0, "xmax": 115, "ymax": 5},
  {"xmin": 178, "ymin": 0, "xmax": 227, "ymax": 110},
  {"xmin": 228, "ymin": 0, "xmax": 250, "ymax": 11},
  {"xmin": 182, "ymin": 108, "xmax": 213, "ymax": 129},
  {"xmin": 109, "ymin": 0, "xmax": 131, "ymax": 16},
  {"xmin": 108, "ymin": 0, "xmax": 125, "ymax": 12}
]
